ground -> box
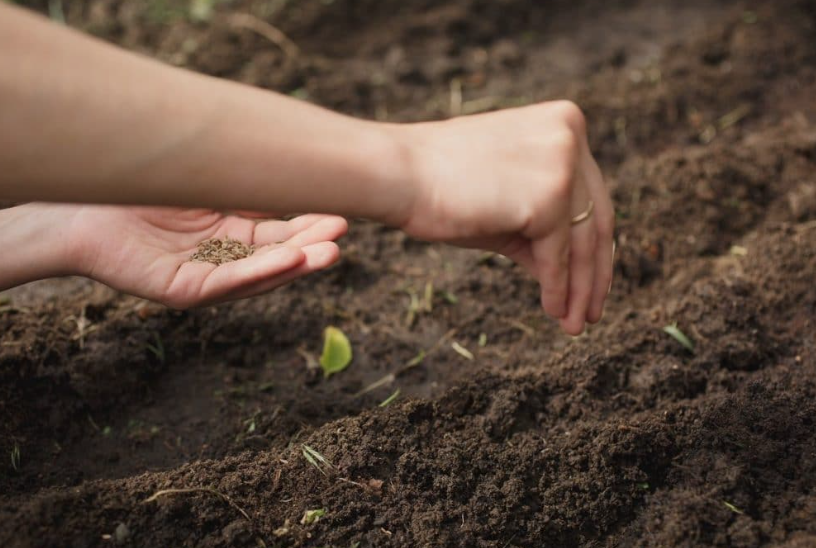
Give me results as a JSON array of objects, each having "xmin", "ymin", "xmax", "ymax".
[{"xmin": 1, "ymin": 0, "xmax": 816, "ymax": 546}]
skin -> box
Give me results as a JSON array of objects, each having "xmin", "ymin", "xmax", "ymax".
[{"xmin": 0, "ymin": 3, "xmax": 614, "ymax": 335}]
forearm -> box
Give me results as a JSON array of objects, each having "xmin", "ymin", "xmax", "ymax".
[
  {"xmin": 0, "ymin": 4, "xmax": 413, "ymax": 224},
  {"xmin": 0, "ymin": 204, "xmax": 79, "ymax": 290}
]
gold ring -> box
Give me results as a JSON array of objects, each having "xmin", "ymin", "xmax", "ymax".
[{"xmin": 571, "ymin": 200, "xmax": 594, "ymax": 225}]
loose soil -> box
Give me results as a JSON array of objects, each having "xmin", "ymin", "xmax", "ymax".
[{"xmin": 2, "ymin": 0, "xmax": 816, "ymax": 546}]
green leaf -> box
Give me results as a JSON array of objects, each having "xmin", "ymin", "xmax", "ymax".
[
  {"xmin": 663, "ymin": 323, "xmax": 695, "ymax": 353},
  {"xmin": 319, "ymin": 326, "xmax": 352, "ymax": 378},
  {"xmin": 300, "ymin": 508, "xmax": 326, "ymax": 525},
  {"xmin": 723, "ymin": 501, "xmax": 744, "ymax": 515}
]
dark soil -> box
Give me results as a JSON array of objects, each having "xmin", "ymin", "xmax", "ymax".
[{"xmin": 2, "ymin": 0, "xmax": 816, "ymax": 546}]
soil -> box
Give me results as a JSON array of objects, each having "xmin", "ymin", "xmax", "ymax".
[{"xmin": 2, "ymin": 0, "xmax": 816, "ymax": 546}]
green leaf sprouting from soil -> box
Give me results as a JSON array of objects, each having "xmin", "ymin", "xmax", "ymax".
[
  {"xmin": 723, "ymin": 501, "xmax": 744, "ymax": 515},
  {"xmin": 319, "ymin": 326, "xmax": 352, "ymax": 378},
  {"xmin": 663, "ymin": 323, "xmax": 695, "ymax": 353},
  {"xmin": 301, "ymin": 508, "xmax": 326, "ymax": 525}
]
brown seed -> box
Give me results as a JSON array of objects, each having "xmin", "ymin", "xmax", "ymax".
[{"xmin": 190, "ymin": 237, "xmax": 255, "ymax": 266}]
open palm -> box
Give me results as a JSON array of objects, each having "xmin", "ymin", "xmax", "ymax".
[{"xmin": 67, "ymin": 205, "xmax": 348, "ymax": 308}]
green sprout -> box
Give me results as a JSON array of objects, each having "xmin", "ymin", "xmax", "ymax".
[
  {"xmin": 146, "ymin": 331, "xmax": 165, "ymax": 363},
  {"xmin": 10, "ymin": 444, "xmax": 20, "ymax": 472},
  {"xmin": 379, "ymin": 389, "xmax": 401, "ymax": 408},
  {"xmin": 407, "ymin": 350, "xmax": 425, "ymax": 368},
  {"xmin": 478, "ymin": 333, "xmax": 488, "ymax": 347},
  {"xmin": 440, "ymin": 290, "xmax": 458, "ymax": 305},
  {"xmin": 723, "ymin": 500, "xmax": 744, "ymax": 515},
  {"xmin": 189, "ymin": 0, "xmax": 216, "ymax": 22},
  {"xmin": 302, "ymin": 444, "xmax": 334, "ymax": 476},
  {"xmin": 300, "ymin": 508, "xmax": 326, "ymax": 525},
  {"xmin": 319, "ymin": 327, "xmax": 352, "ymax": 378},
  {"xmin": 663, "ymin": 323, "xmax": 695, "ymax": 353}
]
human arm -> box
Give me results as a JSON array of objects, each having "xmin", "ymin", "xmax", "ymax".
[{"xmin": 0, "ymin": 3, "xmax": 613, "ymax": 334}]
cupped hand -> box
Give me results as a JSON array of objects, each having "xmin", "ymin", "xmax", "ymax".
[
  {"xmin": 65, "ymin": 205, "xmax": 348, "ymax": 308},
  {"xmin": 394, "ymin": 101, "xmax": 614, "ymax": 335}
]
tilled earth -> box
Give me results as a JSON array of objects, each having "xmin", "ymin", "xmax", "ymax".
[{"xmin": 1, "ymin": 0, "xmax": 816, "ymax": 546}]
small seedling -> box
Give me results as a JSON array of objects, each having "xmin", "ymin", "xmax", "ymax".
[
  {"xmin": 319, "ymin": 326, "xmax": 352, "ymax": 378},
  {"xmin": 729, "ymin": 245, "xmax": 748, "ymax": 256},
  {"xmin": 637, "ymin": 482, "xmax": 650, "ymax": 490},
  {"xmin": 423, "ymin": 282, "xmax": 434, "ymax": 312},
  {"xmin": 146, "ymin": 331, "xmax": 166, "ymax": 363},
  {"xmin": 10, "ymin": 444, "xmax": 21, "ymax": 472},
  {"xmin": 302, "ymin": 444, "xmax": 334, "ymax": 476},
  {"xmin": 742, "ymin": 10, "xmax": 758, "ymax": 24},
  {"xmin": 189, "ymin": 0, "xmax": 216, "ymax": 22},
  {"xmin": 379, "ymin": 389, "xmax": 401, "ymax": 408},
  {"xmin": 301, "ymin": 508, "xmax": 326, "ymax": 525},
  {"xmin": 451, "ymin": 341, "xmax": 474, "ymax": 361},
  {"xmin": 723, "ymin": 501, "xmax": 744, "ymax": 515},
  {"xmin": 663, "ymin": 323, "xmax": 695, "ymax": 353},
  {"xmin": 407, "ymin": 350, "xmax": 426, "ymax": 368},
  {"xmin": 478, "ymin": 333, "xmax": 488, "ymax": 347},
  {"xmin": 440, "ymin": 290, "xmax": 458, "ymax": 305}
]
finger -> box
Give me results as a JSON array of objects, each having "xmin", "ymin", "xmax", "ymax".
[
  {"xmin": 253, "ymin": 214, "xmax": 347, "ymax": 245},
  {"xmin": 213, "ymin": 242, "xmax": 341, "ymax": 303},
  {"xmin": 559, "ymin": 216, "xmax": 597, "ymax": 335},
  {"xmin": 280, "ymin": 216, "xmax": 348, "ymax": 248},
  {"xmin": 531, "ymin": 225, "xmax": 570, "ymax": 319},
  {"xmin": 583, "ymin": 149, "xmax": 615, "ymax": 323},
  {"xmin": 165, "ymin": 245, "xmax": 305, "ymax": 308}
]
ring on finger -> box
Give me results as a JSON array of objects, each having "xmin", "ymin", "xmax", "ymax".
[{"xmin": 570, "ymin": 200, "xmax": 594, "ymax": 225}]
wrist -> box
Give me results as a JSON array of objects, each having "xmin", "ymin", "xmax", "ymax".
[
  {"xmin": 348, "ymin": 121, "xmax": 421, "ymax": 228},
  {"xmin": 372, "ymin": 121, "xmax": 430, "ymax": 229},
  {"xmin": 0, "ymin": 203, "xmax": 84, "ymax": 290}
]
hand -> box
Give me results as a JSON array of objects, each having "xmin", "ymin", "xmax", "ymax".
[
  {"xmin": 8, "ymin": 203, "xmax": 347, "ymax": 308},
  {"xmin": 394, "ymin": 101, "xmax": 614, "ymax": 335}
]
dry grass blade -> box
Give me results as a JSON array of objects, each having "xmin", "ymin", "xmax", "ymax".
[
  {"xmin": 229, "ymin": 13, "xmax": 300, "ymax": 59},
  {"xmin": 451, "ymin": 341, "xmax": 475, "ymax": 360},
  {"xmin": 663, "ymin": 323, "xmax": 695, "ymax": 353},
  {"xmin": 144, "ymin": 487, "xmax": 251, "ymax": 521}
]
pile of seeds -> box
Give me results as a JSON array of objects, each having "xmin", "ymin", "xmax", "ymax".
[{"xmin": 190, "ymin": 237, "xmax": 255, "ymax": 265}]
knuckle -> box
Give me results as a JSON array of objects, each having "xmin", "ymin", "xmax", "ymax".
[
  {"xmin": 551, "ymin": 100, "xmax": 587, "ymax": 134},
  {"xmin": 547, "ymin": 169, "xmax": 574, "ymax": 202}
]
